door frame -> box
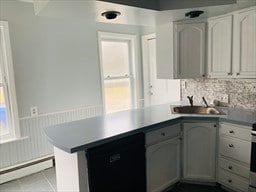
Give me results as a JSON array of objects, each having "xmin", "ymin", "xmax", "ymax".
[{"xmin": 141, "ymin": 33, "xmax": 156, "ymax": 107}]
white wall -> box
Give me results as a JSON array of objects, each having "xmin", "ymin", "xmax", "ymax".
[
  {"xmin": 0, "ymin": 0, "xmax": 155, "ymax": 169},
  {"xmin": 0, "ymin": 0, "xmax": 155, "ymax": 118}
]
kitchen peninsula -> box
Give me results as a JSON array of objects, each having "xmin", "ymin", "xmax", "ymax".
[{"xmin": 44, "ymin": 104, "xmax": 256, "ymax": 192}]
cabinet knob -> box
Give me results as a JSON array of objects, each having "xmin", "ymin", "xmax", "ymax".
[
  {"xmin": 202, "ymin": 74, "xmax": 206, "ymax": 77},
  {"xmin": 227, "ymin": 72, "xmax": 232, "ymax": 76},
  {"xmin": 161, "ymin": 132, "xmax": 165, "ymax": 136},
  {"xmin": 228, "ymin": 166, "xmax": 233, "ymax": 170},
  {"xmin": 229, "ymin": 144, "xmax": 234, "ymax": 148},
  {"xmin": 236, "ymin": 72, "xmax": 240, "ymax": 76},
  {"xmin": 228, "ymin": 179, "xmax": 232, "ymax": 183},
  {"xmin": 214, "ymin": 124, "xmax": 217, "ymax": 128},
  {"xmin": 229, "ymin": 130, "xmax": 234, "ymax": 134}
]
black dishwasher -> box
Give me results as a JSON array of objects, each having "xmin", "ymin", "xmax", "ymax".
[{"xmin": 86, "ymin": 133, "xmax": 146, "ymax": 192}]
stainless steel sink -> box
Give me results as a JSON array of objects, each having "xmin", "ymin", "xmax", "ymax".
[{"xmin": 172, "ymin": 106, "xmax": 225, "ymax": 115}]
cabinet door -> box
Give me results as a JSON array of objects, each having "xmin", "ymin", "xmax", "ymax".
[
  {"xmin": 146, "ymin": 137, "xmax": 180, "ymax": 192},
  {"xmin": 208, "ymin": 15, "xmax": 233, "ymax": 78},
  {"xmin": 233, "ymin": 8, "xmax": 256, "ymax": 78},
  {"xmin": 174, "ymin": 22, "xmax": 206, "ymax": 79},
  {"xmin": 183, "ymin": 122, "xmax": 216, "ymax": 182}
]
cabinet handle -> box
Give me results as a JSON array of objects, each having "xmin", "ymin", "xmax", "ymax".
[
  {"xmin": 161, "ymin": 132, "xmax": 165, "ymax": 136},
  {"xmin": 236, "ymin": 72, "xmax": 240, "ymax": 76},
  {"xmin": 228, "ymin": 179, "xmax": 232, "ymax": 183},
  {"xmin": 229, "ymin": 130, "xmax": 234, "ymax": 134},
  {"xmin": 229, "ymin": 144, "xmax": 234, "ymax": 148},
  {"xmin": 227, "ymin": 72, "xmax": 232, "ymax": 76},
  {"xmin": 228, "ymin": 166, "xmax": 233, "ymax": 170}
]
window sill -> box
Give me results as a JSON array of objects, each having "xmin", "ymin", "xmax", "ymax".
[{"xmin": 0, "ymin": 136, "xmax": 29, "ymax": 144}]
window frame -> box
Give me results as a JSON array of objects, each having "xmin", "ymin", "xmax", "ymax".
[
  {"xmin": 0, "ymin": 21, "xmax": 20, "ymax": 141},
  {"xmin": 98, "ymin": 32, "xmax": 139, "ymax": 114}
]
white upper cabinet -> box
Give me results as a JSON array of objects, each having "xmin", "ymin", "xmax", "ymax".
[
  {"xmin": 156, "ymin": 6, "xmax": 256, "ymax": 79},
  {"xmin": 156, "ymin": 23, "xmax": 175, "ymax": 79},
  {"xmin": 233, "ymin": 8, "xmax": 256, "ymax": 78},
  {"xmin": 174, "ymin": 22, "xmax": 206, "ymax": 79},
  {"xmin": 208, "ymin": 15, "xmax": 233, "ymax": 78}
]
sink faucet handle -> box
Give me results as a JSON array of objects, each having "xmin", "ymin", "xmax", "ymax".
[
  {"xmin": 187, "ymin": 96, "xmax": 194, "ymax": 106},
  {"xmin": 202, "ymin": 96, "xmax": 209, "ymax": 108}
]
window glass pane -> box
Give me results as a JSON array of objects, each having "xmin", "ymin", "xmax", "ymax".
[
  {"xmin": 0, "ymin": 86, "xmax": 9, "ymax": 136},
  {"xmin": 102, "ymin": 41, "xmax": 130, "ymax": 77},
  {"xmin": 104, "ymin": 79, "xmax": 132, "ymax": 113}
]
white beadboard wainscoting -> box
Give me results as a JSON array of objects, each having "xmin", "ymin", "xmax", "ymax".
[{"xmin": 0, "ymin": 105, "xmax": 103, "ymax": 171}]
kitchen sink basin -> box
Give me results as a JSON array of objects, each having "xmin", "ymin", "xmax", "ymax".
[{"xmin": 172, "ymin": 106, "xmax": 225, "ymax": 115}]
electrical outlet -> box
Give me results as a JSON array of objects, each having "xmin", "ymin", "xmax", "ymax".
[
  {"xmin": 220, "ymin": 94, "xmax": 229, "ymax": 103},
  {"xmin": 30, "ymin": 106, "xmax": 38, "ymax": 116}
]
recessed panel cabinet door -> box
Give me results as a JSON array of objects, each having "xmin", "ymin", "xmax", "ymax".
[
  {"xmin": 208, "ymin": 15, "xmax": 233, "ymax": 78},
  {"xmin": 233, "ymin": 8, "xmax": 256, "ymax": 78},
  {"xmin": 174, "ymin": 22, "xmax": 206, "ymax": 79},
  {"xmin": 146, "ymin": 137, "xmax": 180, "ymax": 192},
  {"xmin": 183, "ymin": 122, "xmax": 216, "ymax": 182}
]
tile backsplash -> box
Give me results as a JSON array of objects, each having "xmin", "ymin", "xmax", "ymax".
[{"xmin": 181, "ymin": 79, "xmax": 256, "ymax": 110}]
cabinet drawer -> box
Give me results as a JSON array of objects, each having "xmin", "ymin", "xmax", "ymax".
[
  {"xmin": 219, "ymin": 158, "xmax": 250, "ymax": 179},
  {"xmin": 220, "ymin": 123, "xmax": 251, "ymax": 141},
  {"xmin": 219, "ymin": 136, "xmax": 251, "ymax": 164},
  {"xmin": 146, "ymin": 124, "xmax": 180, "ymax": 146},
  {"xmin": 218, "ymin": 169, "xmax": 249, "ymax": 192}
]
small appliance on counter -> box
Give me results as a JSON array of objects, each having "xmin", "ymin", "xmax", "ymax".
[{"xmin": 249, "ymin": 123, "xmax": 256, "ymax": 192}]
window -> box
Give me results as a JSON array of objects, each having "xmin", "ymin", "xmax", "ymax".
[
  {"xmin": 98, "ymin": 32, "xmax": 138, "ymax": 113},
  {"xmin": 0, "ymin": 21, "xmax": 20, "ymax": 141}
]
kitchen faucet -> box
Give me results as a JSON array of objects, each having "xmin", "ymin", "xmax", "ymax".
[
  {"xmin": 202, "ymin": 97, "xmax": 209, "ymax": 108},
  {"xmin": 187, "ymin": 96, "xmax": 193, "ymax": 106}
]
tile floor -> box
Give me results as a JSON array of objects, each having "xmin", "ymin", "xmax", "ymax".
[
  {"xmin": 0, "ymin": 168, "xmax": 228, "ymax": 192},
  {"xmin": 0, "ymin": 167, "xmax": 56, "ymax": 192},
  {"xmin": 168, "ymin": 183, "xmax": 228, "ymax": 192}
]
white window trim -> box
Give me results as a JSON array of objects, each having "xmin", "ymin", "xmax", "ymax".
[
  {"xmin": 98, "ymin": 32, "xmax": 139, "ymax": 114},
  {"xmin": 0, "ymin": 21, "xmax": 20, "ymax": 141}
]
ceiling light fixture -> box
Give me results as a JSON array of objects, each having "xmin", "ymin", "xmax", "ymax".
[
  {"xmin": 101, "ymin": 11, "xmax": 121, "ymax": 20},
  {"xmin": 185, "ymin": 10, "xmax": 204, "ymax": 18}
]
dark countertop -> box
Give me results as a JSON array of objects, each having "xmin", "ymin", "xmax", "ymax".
[{"xmin": 44, "ymin": 104, "xmax": 256, "ymax": 153}]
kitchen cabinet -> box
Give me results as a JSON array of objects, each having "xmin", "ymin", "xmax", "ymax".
[
  {"xmin": 208, "ymin": 7, "xmax": 256, "ymax": 79},
  {"xmin": 146, "ymin": 124, "xmax": 181, "ymax": 192},
  {"xmin": 156, "ymin": 21, "xmax": 206, "ymax": 79},
  {"xmin": 233, "ymin": 7, "xmax": 256, "ymax": 78},
  {"xmin": 183, "ymin": 122, "xmax": 216, "ymax": 182},
  {"xmin": 218, "ymin": 122, "xmax": 251, "ymax": 192},
  {"xmin": 208, "ymin": 15, "xmax": 233, "ymax": 78},
  {"xmin": 173, "ymin": 22, "xmax": 206, "ymax": 79}
]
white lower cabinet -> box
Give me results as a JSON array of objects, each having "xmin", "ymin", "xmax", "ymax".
[
  {"xmin": 218, "ymin": 122, "xmax": 251, "ymax": 192},
  {"xmin": 146, "ymin": 124, "xmax": 181, "ymax": 192},
  {"xmin": 183, "ymin": 122, "xmax": 217, "ymax": 182}
]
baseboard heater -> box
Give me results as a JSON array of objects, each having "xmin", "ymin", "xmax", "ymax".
[{"xmin": 0, "ymin": 155, "xmax": 54, "ymax": 184}]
